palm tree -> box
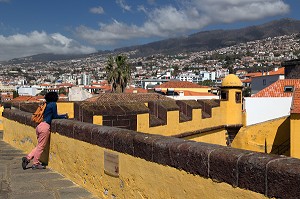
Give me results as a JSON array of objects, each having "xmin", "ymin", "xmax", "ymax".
[{"xmin": 105, "ymin": 55, "xmax": 131, "ymax": 93}]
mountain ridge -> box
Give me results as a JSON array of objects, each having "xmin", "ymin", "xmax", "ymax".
[
  {"xmin": 4, "ymin": 18, "xmax": 300, "ymax": 63},
  {"xmin": 115, "ymin": 18, "xmax": 300, "ymax": 57}
]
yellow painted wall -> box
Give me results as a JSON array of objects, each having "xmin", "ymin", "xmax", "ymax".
[
  {"xmin": 57, "ymin": 102, "xmax": 74, "ymax": 119},
  {"xmin": 93, "ymin": 115, "xmax": 103, "ymax": 125},
  {"xmin": 242, "ymin": 111, "xmax": 247, "ymax": 126},
  {"xmin": 134, "ymin": 87, "xmax": 243, "ymax": 145},
  {"xmin": 221, "ymin": 88, "xmax": 243, "ymax": 125},
  {"xmin": 0, "ymin": 106, "xmax": 4, "ymax": 131},
  {"xmin": 3, "ymin": 118, "xmax": 267, "ymax": 199},
  {"xmin": 232, "ymin": 117, "xmax": 290, "ymax": 154},
  {"xmin": 137, "ymin": 107, "xmax": 225, "ymax": 136},
  {"xmin": 290, "ymin": 114, "xmax": 300, "ymax": 158},
  {"xmin": 185, "ymin": 129, "xmax": 228, "ymax": 146}
]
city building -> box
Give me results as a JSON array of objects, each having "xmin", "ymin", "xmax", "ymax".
[{"xmin": 250, "ymin": 67, "xmax": 285, "ymax": 95}]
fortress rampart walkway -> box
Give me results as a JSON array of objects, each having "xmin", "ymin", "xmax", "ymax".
[{"xmin": 0, "ymin": 131, "xmax": 100, "ymax": 199}]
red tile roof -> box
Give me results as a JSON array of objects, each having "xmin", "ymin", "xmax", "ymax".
[
  {"xmin": 58, "ymin": 83, "xmax": 73, "ymax": 87},
  {"xmin": 181, "ymin": 91, "xmax": 217, "ymax": 96},
  {"xmin": 92, "ymin": 80, "xmax": 108, "ymax": 85},
  {"xmin": 59, "ymin": 93, "xmax": 67, "ymax": 97},
  {"xmin": 253, "ymin": 79, "xmax": 300, "ymax": 97},
  {"xmin": 266, "ymin": 67, "xmax": 285, "ymax": 76},
  {"xmin": 84, "ymin": 85, "xmax": 111, "ymax": 90},
  {"xmin": 291, "ymin": 88, "xmax": 300, "ymax": 114},
  {"xmin": 245, "ymin": 67, "xmax": 285, "ymax": 78},
  {"xmin": 12, "ymin": 95, "xmax": 44, "ymax": 102},
  {"xmin": 245, "ymin": 72, "xmax": 261, "ymax": 78},
  {"xmin": 39, "ymin": 84, "xmax": 51, "ymax": 86},
  {"xmin": 241, "ymin": 79, "xmax": 252, "ymax": 83},
  {"xmin": 125, "ymin": 87, "xmax": 148, "ymax": 93},
  {"xmin": 155, "ymin": 81, "xmax": 209, "ymax": 88}
]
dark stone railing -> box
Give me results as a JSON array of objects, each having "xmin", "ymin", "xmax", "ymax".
[
  {"xmin": 7, "ymin": 99, "xmax": 222, "ymax": 131},
  {"xmin": 3, "ymin": 108, "xmax": 300, "ymax": 199}
]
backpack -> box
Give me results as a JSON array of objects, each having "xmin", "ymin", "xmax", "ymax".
[{"xmin": 31, "ymin": 103, "xmax": 47, "ymax": 123}]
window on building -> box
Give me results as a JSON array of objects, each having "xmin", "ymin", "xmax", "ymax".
[
  {"xmin": 235, "ymin": 92, "xmax": 242, "ymax": 103},
  {"xmin": 263, "ymin": 79, "xmax": 266, "ymax": 85},
  {"xmin": 220, "ymin": 91, "xmax": 228, "ymax": 101},
  {"xmin": 284, "ymin": 86, "xmax": 294, "ymax": 92}
]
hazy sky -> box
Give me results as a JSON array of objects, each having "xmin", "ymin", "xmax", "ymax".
[{"xmin": 0, "ymin": 0, "xmax": 298, "ymax": 61}]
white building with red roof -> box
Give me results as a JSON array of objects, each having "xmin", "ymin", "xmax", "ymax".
[
  {"xmin": 244, "ymin": 79, "xmax": 300, "ymax": 125},
  {"xmin": 154, "ymin": 81, "xmax": 218, "ymax": 100}
]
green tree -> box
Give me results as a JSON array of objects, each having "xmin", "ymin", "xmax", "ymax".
[
  {"xmin": 199, "ymin": 80, "xmax": 214, "ymax": 87},
  {"xmin": 13, "ymin": 91, "xmax": 19, "ymax": 98},
  {"xmin": 59, "ymin": 87, "xmax": 67, "ymax": 95},
  {"xmin": 172, "ymin": 65, "xmax": 179, "ymax": 77},
  {"xmin": 105, "ymin": 55, "xmax": 131, "ymax": 93},
  {"xmin": 243, "ymin": 87, "xmax": 251, "ymax": 97}
]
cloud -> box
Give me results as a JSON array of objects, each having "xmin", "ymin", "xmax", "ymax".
[
  {"xmin": 116, "ymin": 0, "xmax": 131, "ymax": 12},
  {"xmin": 90, "ymin": 6, "xmax": 104, "ymax": 14},
  {"xmin": 0, "ymin": 0, "xmax": 10, "ymax": 2},
  {"xmin": 137, "ymin": 5, "xmax": 147, "ymax": 13},
  {"xmin": 76, "ymin": 0, "xmax": 290, "ymax": 46},
  {"xmin": 191, "ymin": 0, "xmax": 290, "ymax": 23},
  {"xmin": 0, "ymin": 31, "xmax": 96, "ymax": 61}
]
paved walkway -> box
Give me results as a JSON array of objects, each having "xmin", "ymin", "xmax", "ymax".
[{"xmin": 0, "ymin": 131, "xmax": 100, "ymax": 199}]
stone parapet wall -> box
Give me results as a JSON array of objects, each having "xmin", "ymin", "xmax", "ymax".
[
  {"xmin": 7, "ymin": 99, "xmax": 224, "ymax": 135},
  {"xmin": 2, "ymin": 108, "xmax": 300, "ymax": 198},
  {"xmin": 74, "ymin": 102, "xmax": 149, "ymax": 130}
]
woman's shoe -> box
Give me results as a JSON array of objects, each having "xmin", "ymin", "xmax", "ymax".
[
  {"xmin": 22, "ymin": 157, "xmax": 30, "ymax": 170},
  {"xmin": 32, "ymin": 163, "xmax": 46, "ymax": 170}
]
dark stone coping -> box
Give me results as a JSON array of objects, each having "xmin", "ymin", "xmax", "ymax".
[
  {"xmin": 3, "ymin": 108, "xmax": 300, "ymax": 199},
  {"xmin": 148, "ymin": 100, "xmax": 180, "ymax": 111},
  {"xmin": 176, "ymin": 100, "xmax": 202, "ymax": 109},
  {"xmin": 76, "ymin": 102, "xmax": 149, "ymax": 116},
  {"xmin": 197, "ymin": 99, "xmax": 220, "ymax": 107},
  {"xmin": 87, "ymin": 93, "xmax": 174, "ymax": 104},
  {"xmin": 9, "ymin": 101, "xmax": 74, "ymax": 114},
  {"xmin": 173, "ymin": 124, "xmax": 243, "ymax": 138}
]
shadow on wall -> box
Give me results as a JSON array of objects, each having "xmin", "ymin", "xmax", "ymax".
[{"xmin": 270, "ymin": 117, "xmax": 290, "ymax": 156}]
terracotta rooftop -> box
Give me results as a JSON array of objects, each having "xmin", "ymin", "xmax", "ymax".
[
  {"xmin": 241, "ymin": 79, "xmax": 252, "ymax": 83},
  {"xmin": 245, "ymin": 67, "xmax": 285, "ymax": 78},
  {"xmin": 12, "ymin": 95, "xmax": 44, "ymax": 102},
  {"xmin": 125, "ymin": 87, "xmax": 148, "ymax": 94},
  {"xmin": 291, "ymin": 88, "xmax": 300, "ymax": 114},
  {"xmin": 265, "ymin": 67, "xmax": 285, "ymax": 76},
  {"xmin": 58, "ymin": 83, "xmax": 73, "ymax": 87},
  {"xmin": 253, "ymin": 79, "xmax": 300, "ymax": 97},
  {"xmin": 59, "ymin": 93, "xmax": 67, "ymax": 97},
  {"xmin": 85, "ymin": 93, "xmax": 173, "ymax": 104},
  {"xmin": 84, "ymin": 85, "xmax": 111, "ymax": 90},
  {"xmin": 39, "ymin": 84, "xmax": 51, "ymax": 87},
  {"xmin": 182, "ymin": 91, "xmax": 217, "ymax": 96},
  {"xmin": 155, "ymin": 81, "xmax": 209, "ymax": 88}
]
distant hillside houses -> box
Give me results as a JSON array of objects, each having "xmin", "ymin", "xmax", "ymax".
[{"xmin": 177, "ymin": 69, "xmax": 229, "ymax": 83}]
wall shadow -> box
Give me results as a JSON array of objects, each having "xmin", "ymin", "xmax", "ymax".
[{"xmin": 270, "ymin": 117, "xmax": 290, "ymax": 155}]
